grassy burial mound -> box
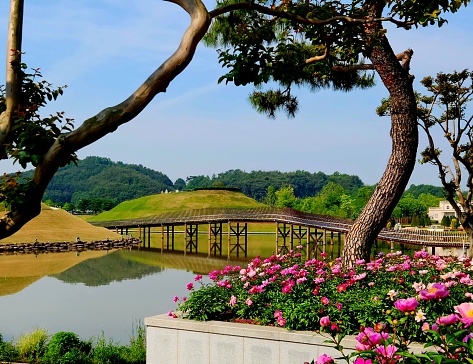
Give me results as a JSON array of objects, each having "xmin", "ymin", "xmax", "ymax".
[
  {"xmin": 88, "ymin": 189, "xmax": 266, "ymax": 222},
  {"xmin": 0, "ymin": 204, "xmax": 121, "ymax": 244}
]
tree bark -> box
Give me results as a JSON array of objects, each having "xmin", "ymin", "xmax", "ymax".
[
  {"xmin": 0, "ymin": 0, "xmax": 23, "ymax": 150},
  {"xmin": 342, "ymin": 18, "xmax": 418, "ymax": 266},
  {"xmin": 0, "ymin": 0, "xmax": 211, "ymax": 238}
]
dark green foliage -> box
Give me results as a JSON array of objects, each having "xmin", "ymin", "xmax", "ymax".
[
  {"xmin": 0, "ymin": 334, "xmax": 19, "ymax": 362},
  {"xmin": 41, "ymin": 332, "xmax": 91, "ymax": 364},
  {"xmin": 404, "ymin": 184, "xmax": 445, "ymax": 198},
  {"xmin": 174, "ymin": 178, "xmax": 186, "ymax": 191},
  {"xmin": 1, "ymin": 66, "xmax": 75, "ymax": 170},
  {"xmin": 206, "ymin": 0, "xmax": 467, "ymax": 119},
  {"xmin": 31, "ymin": 156, "xmax": 174, "ymax": 205},
  {"xmin": 441, "ymin": 215, "xmax": 452, "ymax": 227},
  {"xmin": 185, "ymin": 169, "xmax": 357, "ymax": 201}
]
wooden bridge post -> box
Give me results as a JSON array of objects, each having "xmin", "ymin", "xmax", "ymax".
[
  {"xmin": 306, "ymin": 227, "xmax": 310, "ymax": 260},
  {"xmin": 338, "ymin": 233, "xmax": 342, "ymax": 258},
  {"xmin": 329, "ymin": 231, "xmax": 334, "ymax": 259},
  {"xmin": 208, "ymin": 223, "xmax": 211, "ymax": 258},
  {"xmin": 321, "ymin": 229, "xmax": 325, "ymax": 254},
  {"xmin": 161, "ymin": 225, "xmax": 164, "ymax": 253},
  {"xmin": 390, "ymin": 241, "xmax": 394, "ymax": 254},
  {"xmin": 275, "ymin": 222, "xmax": 279, "ymax": 254},
  {"xmin": 290, "ymin": 224, "xmax": 294, "ymax": 251},
  {"xmin": 228, "ymin": 222, "xmax": 231, "ymax": 260},
  {"xmin": 184, "ymin": 223, "xmax": 187, "ymax": 256},
  {"xmin": 148, "ymin": 226, "xmax": 151, "ymax": 248}
]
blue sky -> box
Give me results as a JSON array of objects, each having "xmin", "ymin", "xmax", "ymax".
[{"xmin": 0, "ymin": 1, "xmax": 472, "ymax": 187}]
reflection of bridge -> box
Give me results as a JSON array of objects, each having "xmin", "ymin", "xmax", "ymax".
[{"xmin": 91, "ymin": 208, "xmax": 469, "ymax": 259}]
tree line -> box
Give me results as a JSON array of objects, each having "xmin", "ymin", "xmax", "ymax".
[{"xmin": 39, "ymin": 157, "xmax": 446, "ymax": 219}]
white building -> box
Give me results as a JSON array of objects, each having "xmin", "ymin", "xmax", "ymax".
[{"xmin": 428, "ymin": 200, "xmax": 462, "ymax": 222}]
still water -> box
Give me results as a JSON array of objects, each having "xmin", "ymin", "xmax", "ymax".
[{"xmin": 0, "ymin": 249, "xmax": 234, "ymax": 344}]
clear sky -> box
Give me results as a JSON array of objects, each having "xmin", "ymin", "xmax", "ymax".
[{"xmin": 0, "ymin": 1, "xmax": 472, "ymax": 187}]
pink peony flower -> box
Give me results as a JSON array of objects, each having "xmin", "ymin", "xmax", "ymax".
[
  {"xmin": 274, "ymin": 310, "xmax": 282, "ymax": 318},
  {"xmin": 186, "ymin": 282, "xmax": 194, "ymax": 290},
  {"xmin": 321, "ymin": 296, "xmax": 330, "ymax": 305},
  {"xmin": 394, "ymin": 297, "xmax": 419, "ymax": 312},
  {"xmin": 353, "ymin": 359, "xmax": 373, "ymax": 364},
  {"xmin": 194, "ymin": 274, "xmax": 202, "ymax": 281},
  {"xmin": 374, "ymin": 344, "xmax": 399, "ymax": 363},
  {"xmin": 229, "ymin": 295, "xmax": 237, "ymax": 306},
  {"xmin": 245, "ymin": 298, "xmax": 253, "ymax": 306},
  {"xmin": 320, "ymin": 316, "xmax": 330, "ymax": 327},
  {"xmin": 277, "ymin": 316, "xmax": 286, "ymax": 327},
  {"xmin": 419, "ymin": 282, "xmax": 450, "ymax": 300},
  {"xmin": 455, "ymin": 302, "xmax": 473, "ymax": 327},
  {"xmin": 436, "ymin": 313, "xmax": 459, "ymax": 325},
  {"xmin": 315, "ymin": 354, "xmax": 334, "ymax": 364}
]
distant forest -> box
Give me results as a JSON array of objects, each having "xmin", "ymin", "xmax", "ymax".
[{"xmin": 30, "ymin": 156, "xmax": 445, "ymax": 214}]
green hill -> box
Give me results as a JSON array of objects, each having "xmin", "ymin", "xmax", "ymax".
[
  {"xmin": 35, "ymin": 156, "xmax": 174, "ymax": 205},
  {"xmin": 88, "ymin": 189, "xmax": 265, "ymax": 222}
]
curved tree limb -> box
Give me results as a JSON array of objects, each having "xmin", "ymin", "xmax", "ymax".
[
  {"xmin": 0, "ymin": 0, "xmax": 24, "ymax": 156},
  {"xmin": 0, "ymin": 0, "xmax": 211, "ymax": 238}
]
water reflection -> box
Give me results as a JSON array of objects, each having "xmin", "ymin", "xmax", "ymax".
[
  {"xmin": 53, "ymin": 251, "xmax": 163, "ymax": 286},
  {"xmin": 0, "ymin": 249, "xmax": 236, "ymax": 343}
]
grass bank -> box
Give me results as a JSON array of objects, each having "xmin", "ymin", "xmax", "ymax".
[
  {"xmin": 0, "ymin": 205, "xmax": 120, "ymax": 244},
  {"xmin": 88, "ymin": 190, "xmax": 265, "ymax": 222}
]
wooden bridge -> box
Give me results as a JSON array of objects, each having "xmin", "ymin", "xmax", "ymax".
[{"xmin": 91, "ymin": 207, "xmax": 470, "ymax": 259}]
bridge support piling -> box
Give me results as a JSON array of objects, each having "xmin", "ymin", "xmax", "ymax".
[
  {"xmin": 229, "ymin": 222, "xmax": 248, "ymax": 258},
  {"xmin": 276, "ymin": 223, "xmax": 291, "ymax": 254},
  {"xmin": 208, "ymin": 223, "xmax": 223, "ymax": 257},
  {"xmin": 185, "ymin": 224, "xmax": 198, "ymax": 254}
]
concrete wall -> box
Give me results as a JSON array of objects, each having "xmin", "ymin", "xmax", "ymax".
[{"xmin": 145, "ymin": 314, "xmax": 358, "ymax": 364}]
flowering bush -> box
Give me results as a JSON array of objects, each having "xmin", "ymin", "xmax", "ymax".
[{"xmin": 170, "ymin": 248, "xmax": 473, "ymax": 362}]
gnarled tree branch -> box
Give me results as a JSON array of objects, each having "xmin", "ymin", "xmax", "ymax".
[
  {"xmin": 209, "ymin": 2, "xmax": 415, "ymax": 28},
  {"xmin": 0, "ymin": 0, "xmax": 211, "ymax": 238}
]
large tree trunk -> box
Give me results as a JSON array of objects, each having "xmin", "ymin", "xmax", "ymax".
[{"xmin": 342, "ymin": 28, "xmax": 418, "ymax": 266}]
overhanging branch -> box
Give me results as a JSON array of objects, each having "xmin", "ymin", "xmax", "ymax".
[{"xmin": 209, "ymin": 2, "xmax": 415, "ymax": 28}]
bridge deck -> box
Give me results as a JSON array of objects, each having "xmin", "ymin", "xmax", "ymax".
[{"xmin": 91, "ymin": 207, "xmax": 469, "ymax": 249}]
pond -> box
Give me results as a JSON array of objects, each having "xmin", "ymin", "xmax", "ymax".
[
  {"xmin": 0, "ymin": 236, "xmax": 415, "ymax": 345},
  {"xmin": 0, "ymin": 248, "xmax": 234, "ymax": 344}
]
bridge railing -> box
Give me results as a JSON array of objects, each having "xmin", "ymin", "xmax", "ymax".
[{"xmin": 91, "ymin": 207, "xmax": 469, "ymax": 248}]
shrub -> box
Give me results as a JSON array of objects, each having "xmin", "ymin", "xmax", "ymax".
[
  {"xmin": 16, "ymin": 327, "xmax": 49, "ymax": 363},
  {"xmin": 92, "ymin": 324, "xmax": 145, "ymax": 364},
  {"xmin": 92, "ymin": 335, "xmax": 127, "ymax": 364},
  {"xmin": 42, "ymin": 331, "xmax": 91, "ymax": 364},
  {"xmin": 0, "ymin": 333, "xmax": 19, "ymax": 362}
]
